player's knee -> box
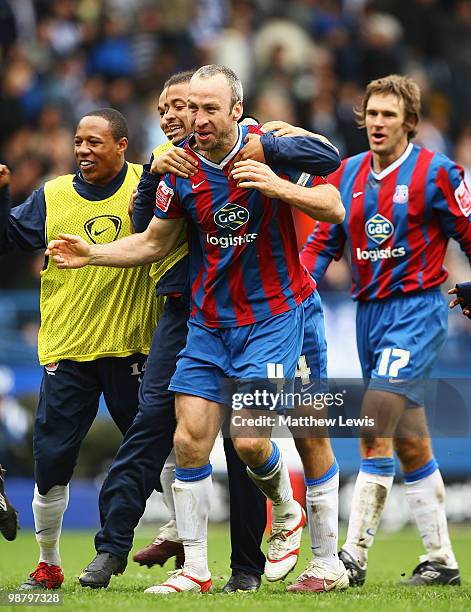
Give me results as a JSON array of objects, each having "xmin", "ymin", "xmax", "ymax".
[
  {"xmin": 395, "ymin": 437, "xmax": 432, "ymax": 471},
  {"xmin": 173, "ymin": 425, "xmax": 207, "ymax": 466},
  {"xmin": 35, "ymin": 453, "xmax": 75, "ymax": 493},
  {"xmin": 232, "ymin": 437, "xmax": 268, "ymax": 466}
]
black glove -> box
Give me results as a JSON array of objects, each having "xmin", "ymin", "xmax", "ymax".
[{"xmin": 456, "ymin": 281, "xmax": 471, "ymax": 319}]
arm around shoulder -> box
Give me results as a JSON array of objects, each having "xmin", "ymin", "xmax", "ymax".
[{"xmin": 273, "ymin": 179, "xmax": 345, "ymax": 223}]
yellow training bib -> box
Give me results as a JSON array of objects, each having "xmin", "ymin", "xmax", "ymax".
[{"xmin": 39, "ymin": 163, "xmax": 161, "ymax": 364}]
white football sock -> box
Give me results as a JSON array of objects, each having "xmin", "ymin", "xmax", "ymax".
[
  {"xmin": 32, "ymin": 484, "xmax": 69, "ymax": 567},
  {"xmin": 248, "ymin": 455, "xmax": 298, "ymax": 526},
  {"xmin": 161, "ymin": 450, "xmax": 176, "ymax": 521},
  {"xmin": 343, "ymin": 471, "xmax": 393, "ymax": 567},
  {"xmin": 172, "ymin": 475, "xmax": 211, "ymax": 579},
  {"xmin": 405, "ymin": 469, "xmax": 458, "ymax": 568},
  {"xmin": 306, "ymin": 470, "xmax": 340, "ymax": 571}
]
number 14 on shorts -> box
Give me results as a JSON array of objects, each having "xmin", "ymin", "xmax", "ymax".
[{"xmin": 266, "ymin": 356, "xmax": 312, "ymax": 384}]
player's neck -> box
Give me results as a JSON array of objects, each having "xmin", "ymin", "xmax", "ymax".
[
  {"xmin": 79, "ymin": 161, "xmax": 127, "ymax": 187},
  {"xmin": 372, "ymin": 142, "xmax": 409, "ymax": 174},
  {"xmin": 196, "ymin": 127, "xmax": 239, "ymax": 164}
]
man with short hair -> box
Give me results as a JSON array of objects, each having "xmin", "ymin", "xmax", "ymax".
[
  {"xmin": 302, "ymin": 74, "xmax": 471, "ymax": 586},
  {"xmin": 0, "ymin": 108, "xmax": 159, "ymax": 589},
  {"xmin": 81, "ymin": 68, "xmax": 347, "ymax": 593},
  {"xmin": 46, "ymin": 64, "xmax": 347, "ymax": 594},
  {"xmin": 85, "ymin": 72, "xmax": 267, "ymax": 593}
]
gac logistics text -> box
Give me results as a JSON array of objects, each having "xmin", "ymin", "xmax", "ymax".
[{"xmin": 231, "ymin": 390, "xmax": 346, "ymax": 411}]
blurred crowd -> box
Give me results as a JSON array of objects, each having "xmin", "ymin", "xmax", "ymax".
[
  {"xmin": 1, "ymin": 1, "xmax": 470, "ymax": 474},
  {"xmin": 1, "ymin": 0, "xmax": 470, "ymax": 292}
]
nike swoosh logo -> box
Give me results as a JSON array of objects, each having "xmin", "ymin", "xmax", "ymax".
[
  {"xmin": 35, "ymin": 528, "xmax": 49, "ymax": 534},
  {"xmin": 300, "ymin": 383, "xmax": 315, "ymax": 393},
  {"xmin": 366, "ymin": 528, "xmax": 375, "ymax": 536},
  {"xmin": 353, "ymin": 192, "xmax": 363, "ymax": 198},
  {"xmin": 94, "ymin": 227, "xmax": 111, "ymax": 236},
  {"xmin": 192, "ymin": 180, "xmax": 205, "ymax": 189}
]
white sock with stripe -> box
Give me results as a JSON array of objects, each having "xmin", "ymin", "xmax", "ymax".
[
  {"xmin": 404, "ymin": 458, "xmax": 458, "ymax": 568},
  {"xmin": 305, "ymin": 461, "xmax": 340, "ymax": 571},
  {"xmin": 172, "ymin": 465, "xmax": 212, "ymax": 580},
  {"xmin": 247, "ymin": 442, "xmax": 298, "ymax": 526},
  {"xmin": 342, "ymin": 458, "xmax": 394, "ymax": 568},
  {"xmin": 33, "ymin": 484, "xmax": 69, "ymax": 567}
]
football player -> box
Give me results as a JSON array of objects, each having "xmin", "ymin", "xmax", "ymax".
[
  {"xmin": 0, "ymin": 109, "xmax": 159, "ymax": 589},
  {"xmin": 46, "ymin": 65, "xmax": 348, "ymax": 594},
  {"xmin": 77, "ymin": 69, "xmax": 346, "ymax": 593},
  {"xmin": 302, "ymin": 74, "xmax": 470, "ymax": 586}
]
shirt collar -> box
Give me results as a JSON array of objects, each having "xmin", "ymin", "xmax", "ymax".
[
  {"xmin": 370, "ymin": 142, "xmax": 414, "ymax": 180},
  {"xmin": 189, "ymin": 125, "xmax": 243, "ymax": 170}
]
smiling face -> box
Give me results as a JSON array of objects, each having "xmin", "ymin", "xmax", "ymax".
[
  {"xmin": 365, "ymin": 93, "xmax": 412, "ymax": 169},
  {"xmin": 164, "ymin": 82, "xmax": 191, "ymax": 143},
  {"xmin": 187, "ymin": 73, "xmax": 242, "ymax": 161},
  {"xmin": 157, "ymin": 87, "xmax": 172, "ymax": 139},
  {"xmin": 74, "ymin": 116, "xmax": 127, "ymax": 185}
]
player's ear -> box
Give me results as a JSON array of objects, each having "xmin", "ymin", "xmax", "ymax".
[
  {"xmin": 231, "ymin": 100, "xmax": 243, "ymax": 123},
  {"xmin": 117, "ymin": 137, "xmax": 128, "ymax": 154},
  {"xmin": 403, "ymin": 115, "xmax": 417, "ymax": 137}
]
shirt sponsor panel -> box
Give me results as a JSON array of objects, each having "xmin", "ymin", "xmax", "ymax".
[{"xmin": 355, "ymin": 245, "xmax": 406, "ymax": 262}]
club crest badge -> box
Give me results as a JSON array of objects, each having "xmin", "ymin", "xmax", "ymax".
[{"xmin": 393, "ymin": 184, "xmax": 409, "ymax": 204}]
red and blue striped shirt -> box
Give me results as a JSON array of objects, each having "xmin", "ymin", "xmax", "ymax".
[
  {"xmin": 155, "ymin": 124, "xmax": 317, "ymax": 327},
  {"xmin": 301, "ymin": 143, "xmax": 471, "ymax": 301}
]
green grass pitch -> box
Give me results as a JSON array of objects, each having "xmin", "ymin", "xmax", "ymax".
[{"xmin": 1, "ymin": 526, "xmax": 470, "ymax": 611}]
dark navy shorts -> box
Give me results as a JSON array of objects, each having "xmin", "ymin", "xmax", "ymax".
[{"xmin": 34, "ymin": 353, "xmax": 146, "ymax": 494}]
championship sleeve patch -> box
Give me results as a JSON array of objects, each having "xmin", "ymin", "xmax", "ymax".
[
  {"xmin": 296, "ymin": 172, "xmax": 312, "ymax": 186},
  {"xmin": 296, "ymin": 173, "xmax": 327, "ymax": 187},
  {"xmin": 156, "ymin": 180, "xmax": 174, "ymax": 213},
  {"xmin": 454, "ymin": 180, "xmax": 471, "ymax": 217}
]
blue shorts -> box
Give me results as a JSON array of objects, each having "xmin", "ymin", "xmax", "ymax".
[
  {"xmin": 295, "ymin": 290, "xmax": 328, "ymax": 392},
  {"xmin": 169, "ymin": 303, "xmax": 305, "ymax": 405},
  {"xmin": 356, "ymin": 289, "xmax": 448, "ymax": 405}
]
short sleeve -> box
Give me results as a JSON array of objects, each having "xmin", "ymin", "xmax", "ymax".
[{"xmin": 154, "ymin": 174, "xmax": 185, "ymax": 219}]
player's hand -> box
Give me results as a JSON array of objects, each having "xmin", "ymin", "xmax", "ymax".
[
  {"xmin": 128, "ymin": 187, "xmax": 138, "ymax": 232},
  {"xmin": 230, "ymin": 134, "xmax": 266, "ymax": 169},
  {"xmin": 231, "ymin": 159, "xmax": 283, "ymax": 197},
  {"xmin": 261, "ymin": 120, "xmax": 333, "ymax": 145},
  {"xmin": 45, "ymin": 234, "xmax": 92, "ymax": 269},
  {"xmin": 448, "ymin": 287, "xmax": 471, "ymax": 318},
  {"xmin": 151, "ymin": 149, "xmax": 198, "ymax": 178},
  {"xmin": 0, "ymin": 164, "xmax": 11, "ymax": 189}
]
